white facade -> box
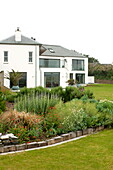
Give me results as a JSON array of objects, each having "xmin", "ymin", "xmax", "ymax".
[{"xmin": 0, "ymin": 29, "xmax": 88, "ymax": 89}]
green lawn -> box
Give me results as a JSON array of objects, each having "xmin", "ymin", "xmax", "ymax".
[
  {"xmin": 0, "ymin": 129, "xmax": 113, "ymax": 170},
  {"xmin": 85, "ymin": 84, "xmax": 113, "ymax": 100}
]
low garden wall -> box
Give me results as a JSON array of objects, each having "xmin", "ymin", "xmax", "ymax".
[
  {"xmin": 95, "ymin": 79, "xmax": 113, "ymax": 84},
  {"xmin": 0, "ymin": 126, "xmax": 104, "ymax": 154}
]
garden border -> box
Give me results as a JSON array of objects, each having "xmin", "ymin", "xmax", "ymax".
[{"xmin": 0, "ymin": 126, "xmax": 104, "ymax": 155}]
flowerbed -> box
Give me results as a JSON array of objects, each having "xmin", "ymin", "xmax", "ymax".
[
  {"xmin": 0, "ymin": 125, "xmax": 105, "ymax": 154},
  {"xmin": 1, "ymin": 99, "xmax": 113, "ymax": 144},
  {"xmin": 1, "ymin": 86, "xmax": 113, "ymax": 144}
]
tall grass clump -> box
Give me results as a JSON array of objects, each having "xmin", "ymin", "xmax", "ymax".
[{"xmin": 14, "ymin": 92, "xmax": 60, "ymax": 116}]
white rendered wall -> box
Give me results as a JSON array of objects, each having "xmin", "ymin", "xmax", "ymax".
[
  {"xmin": 88, "ymin": 76, "xmax": 95, "ymax": 84},
  {"xmin": 0, "ymin": 44, "xmax": 40, "ymax": 88},
  {"xmin": 39, "ymin": 56, "xmax": 88, "ymax": 88}
]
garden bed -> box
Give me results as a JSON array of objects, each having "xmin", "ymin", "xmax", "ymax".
[{"xmin": 0, "ymin": 126, "xmax": 104, "ymax": 154}]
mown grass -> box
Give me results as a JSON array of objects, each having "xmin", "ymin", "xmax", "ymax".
[
  {"xmin": 85, "ymin": 84, "xmax": 113, "ymax": 100},
  {"xmin": 0, "ymin": 129, "xmax": 113, "ymax": 170}
]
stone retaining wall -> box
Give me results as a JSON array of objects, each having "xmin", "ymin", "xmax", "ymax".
[
  {"xmin": 95, "ymin": 79, "xmax": 113, "ymax": 84},
  {"xmin": 0, "ymin": 126, "xmax": 104, "ymax": 154}
]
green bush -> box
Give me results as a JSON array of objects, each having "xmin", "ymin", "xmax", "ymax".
[
  {"xmin": 41, "ymin": 111, "xmax": 62, "ymax": 137},
  {"xmin": 62, "ymin": 86, "xmax": 84, "ymax": 102},
  {"xmin": 19, "ymin": 86, "xmax": 50, "ymax": 96},
  {"xmin": 5, "ymin": 93, "xmax": 18, "ymax": 102},
  {"xmin": 51, "ymin": 100, "xmax": 109, "ymax": 133},
  {"xmin": 18, "ymin": 86, "xmax": 94, "ymax": 103},
  {"xmin": 0, "ymin": 91, "xmax": 6, "ymax": 113}
]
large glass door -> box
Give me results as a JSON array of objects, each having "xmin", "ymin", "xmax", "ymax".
[
  {"xmin": 76, "ymin": 74, "xmax": 85, "ymax": 84},
  {"xmin": 44, "ymin": 72, "xmax": 60, "ymax": 87}
]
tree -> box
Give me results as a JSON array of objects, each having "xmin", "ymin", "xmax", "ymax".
[{"xmin": 88, "ymin": 57, "xmax": 99, "ymax": 64}]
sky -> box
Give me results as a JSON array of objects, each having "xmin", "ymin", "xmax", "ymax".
[{"xmin": 0, "ymin": 0, "xmax": 113, "ymax": 64}]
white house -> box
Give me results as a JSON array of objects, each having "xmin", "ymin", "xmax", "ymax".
[{"xmin": 0, "ymin": 28, "xmax": 88, "ymax": 89}]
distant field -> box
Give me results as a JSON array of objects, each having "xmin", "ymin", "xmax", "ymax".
[{"xmin": 85, "ymin": 84, "xmax": 113, "ymax": 100}]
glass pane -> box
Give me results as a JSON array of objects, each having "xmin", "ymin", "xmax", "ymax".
[
  {"xmin": 4, "ymin": 56, "xmax": 8, "ymax": 62},
  {"xmin": 29, "ymin": 57, "xmax": 32, "ymax": 62},
  {"xmin": 76, "ymin": 74, "xmax": 85, "ymax": 84},
  {"xmin": 70, "ymin": 73, "xmax": 73, "ymax": 79},
  {"xmin": 4, "ymin": 51, "xmax": 8, "ymax": 56},
  {"xmin": 39, "ymin": 59, "xmax": 60, "ymax": 68},
  {"xmin": 10, "ymin": 72, "xmax": 27, "ymax": 88},
  {"xmin": 44, "ymin": 72, "xmax": 60, "ymax": 87},
  {"xmin": 72, "ymin": 59, "xmax": 84, "ymax": 70},
  {"xmin": 72, "ymin": 60, "xmax": 77, "ymax": 70}
]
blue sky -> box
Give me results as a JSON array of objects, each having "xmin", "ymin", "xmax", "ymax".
[{"xmin": 0, "ymin": 0, "xmax": 113, "ymax": 64}]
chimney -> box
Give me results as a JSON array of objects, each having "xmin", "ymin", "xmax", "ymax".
[{"xmin": 15, "ymin": 27, "xmax": 21, "ymax": 41}]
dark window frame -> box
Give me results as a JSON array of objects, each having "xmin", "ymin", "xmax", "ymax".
[
  {"xmin": 4, "ymin": 51, "xmax": 8, "ymax": 62},
  {"xmin": 72, "ymin": 59, "xmax": 84, "ymax": 71},
  {"xmin": 29, "ymin": 52, "xmax": 33, "ymax": 62}
]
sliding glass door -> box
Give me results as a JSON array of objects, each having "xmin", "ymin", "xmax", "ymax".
[{"xmin": 44, "ymin": 72, "xmax": 60, "ymax": 88}]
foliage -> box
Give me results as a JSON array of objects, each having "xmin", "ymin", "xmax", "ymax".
[
  {"xmin": 0, "ymin": 111, "xmax": 43, "ymax": 143},
  {"xmin": 0, "ymin": 90, "xmax": 6, "ymax": 114},
  {"xmin": 88, "ymin": 63, "xmax": 113, "ymax": 80},
  {"xmin": 14, "ymin": 92, "xmax": 60, "ymax": 116},
  {"xmin": 19, "ymin": 86, "xmax": 50, "ymax": 96},
  {"xmin": 66, "ymin": 79, "xmax": 76, "ymax": 85},
  {"xmin": 88, "ymin": 56, "xmax": 99, "ymax": 63},
  {"xmin": 17, "ymin": 86, "xmax": 94, "ymax": 104},
  {"xmin": 51, "ymin": 99, "xmax": 113, "ymax": 133},
  {"xmin": 41, "ymin": 110, "xmax": 62, "ymax": 137},
  {"xmin": 62, "ymin": 86, "xmax": 94, "ymax": 102}
]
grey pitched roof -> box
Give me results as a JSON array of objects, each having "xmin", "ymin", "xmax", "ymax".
[
  {"xmin": 41, "ymin": 44, "xmax": 85, "ymax": 57},
  {"xmin": 0, "ymin": 35, "xmax": 41, "ymax": 45}
]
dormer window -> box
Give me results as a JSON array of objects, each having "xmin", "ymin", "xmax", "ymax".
[
  {"xmin": 29, "ymin": 52, "xmax": 33, "ymax": 62},
  {"xmin": 4, "ymin": 51, "xmax": 8, "ymax": 62},
  {"xmin": 48, "ymin": 48, "xmax": 55, "ymax": 53}
]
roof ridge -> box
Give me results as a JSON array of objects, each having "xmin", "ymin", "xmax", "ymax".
[
  {"xmin": 42, "ymin": 44, "xmax": 61, "ymax": 47},
  {"xmin": 0, "ymin": 34, "xmax": 41, "ymax": 45}
]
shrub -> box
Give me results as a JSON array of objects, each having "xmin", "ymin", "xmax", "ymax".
[
  {"xmin": 19, "ymin": 86, "xmax": 50, "ymax": 96},
  {"xmin": 62, "ymin": 86, "xmax": 84, "ymax": 102},
  {"xmin": 51, "ymin": 100, "xmax": 107, "ymax": 133},
  {"xmin": 41, "ymin": 111, "xmax": 62, "ymax": 137},
  {"xmin": 5, "ymin": 93, "xmax": 18, "ymax": 102},
  {"xmin": 0, "ymin": 91, "xmax": 6, "ymax": 114},
  {"xmin": 0, "ymin": 110, "xmax": 43, "ymax": 142}
]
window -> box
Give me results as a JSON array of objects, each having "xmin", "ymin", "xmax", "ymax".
[
  {"xmin": 76, "ymin": 74, "xmax": 85, "ymax": 84},
  {"xmin": 4, "ymin": 51, "xmax": 8, "ymax": 62},
  {"xmin": 29, "ymin": 52, "xmax": 33, "ymax": 62},
  {"xmin": 72, "ymin": 59, "xmax": 84, "ymax": 71},
  {"xmin": 39, "ymin": 59, "xmax": 60, "ymax": 68},
  {"xmin": 48, "ymin": 48, "xmax": 55, "ymax": 53},
  {"xmin": 10, "ymin": 72, "xmax": 27, "ymax": 88},
  {"xmin": 44, "ymin": 72, "xmax": 60, "ymax": 87},
  {"xmin": 70, "ymin": 73, "xmax": 73, "ymax": 79}
]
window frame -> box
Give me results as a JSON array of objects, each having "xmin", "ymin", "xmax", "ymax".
[
  {"xmin": 4, "ymin": 51, "xmax": 8, "ymax": 62},
  {"xmin": 72, "ymin": 59, "xmax": 84, "ymax": 71},
  {"xmin": 29, "ymin": 52, "xmax": 33, "ymax": 63}
]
